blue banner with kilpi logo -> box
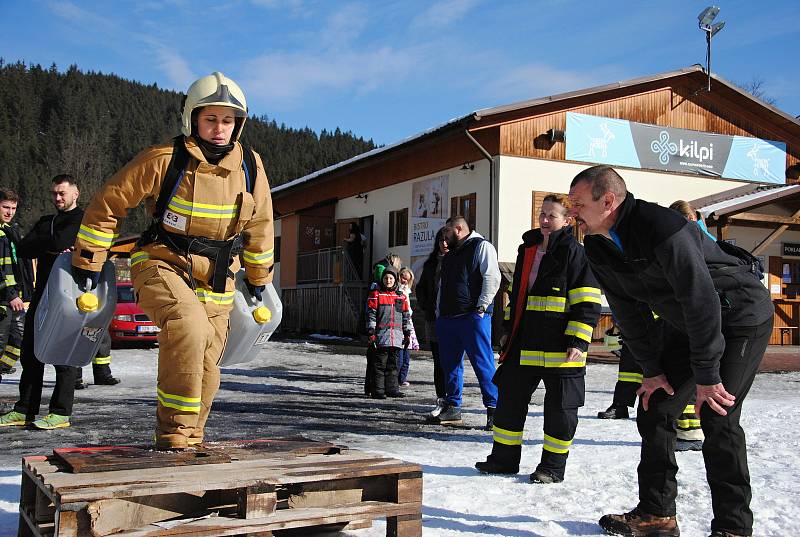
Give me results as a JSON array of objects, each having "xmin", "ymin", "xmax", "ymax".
[{"xmin": 565, "ymin": 112, "xmax": 786, "ymax": 184}]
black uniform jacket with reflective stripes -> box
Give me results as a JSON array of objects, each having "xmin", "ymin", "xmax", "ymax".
[
  {"xmin": 502, "ymin": 226, "xmax": 601, "ymax": 375},
  {"xmin": 583, "ymin": 192, "xmax": 773, "ymax": 385}
]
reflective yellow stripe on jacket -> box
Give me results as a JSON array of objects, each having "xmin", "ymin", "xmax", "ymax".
[
  {"xmin": 243, "ymin": 248, "xmax": 274, "ymax": 265},
  {"xmin": 519, "ymin": 350, "xmax": 587, "ymax": 368},
  {"xmin": 526, "ymin": 295, "xmax": 567, "ymax": 313},
  {"xmin": 131, "ymin": 251, "xmax": 150, "ymax": 267},
  {"xmin": 77, "ymin": 225, "xmax": 117, "ymax": 248},
  {"xmin": 157, "ymin": 387, "xmax": 201, "ymax": 413},
  {"xmin": 567, "ymin": 286, "xmax": 602, "ymax": 306},
  {"xmin": 492, "ymin": 425, "xmax": 523, "ymax": 446},
  {"xmin": 565, "ymin": 320, "xmax": 594, "ymax": 342},
  {"xmin": 167, "ymin": 196, "xmax": 239, "ymax": 219}
]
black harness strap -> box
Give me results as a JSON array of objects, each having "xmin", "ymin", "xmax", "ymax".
[{"xmin": 138, "ymin": 135, "xmax": 259, "ymax": 293}]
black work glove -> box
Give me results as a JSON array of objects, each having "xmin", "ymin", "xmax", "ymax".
[
  {"xmin": 403, "ymin": 330, "xmax": 411, "ymax": 349},
  {"xmin": 73, "ymin": 266, "xmax": 101, "ymax": 291},
  {"xmin": 245, "ymin": 279, "xmax": 265, "ymax": 301}
]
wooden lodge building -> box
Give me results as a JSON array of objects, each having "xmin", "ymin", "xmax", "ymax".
[{"xmin": 269, "ymin": 65, "xmax": 800, "ymax": 344}]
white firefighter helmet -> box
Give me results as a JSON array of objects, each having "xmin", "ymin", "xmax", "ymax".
[{"xmin": 181, "ymin": 72, "xmax": 248, "ymax": 140}]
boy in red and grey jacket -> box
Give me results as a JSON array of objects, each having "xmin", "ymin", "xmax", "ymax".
[{"xmin": 366, "ymin": 268, "xmax": 410, "ymax": 399}]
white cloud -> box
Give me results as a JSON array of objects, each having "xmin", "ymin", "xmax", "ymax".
[
  {"xmin": 321, "ymin": 3, "xmax": 369, "ymax": 48},
  {"xmin": 410, "ymin": 0, "xmax": 481, "ymax": 30},
  {"xmin": 152, "ymin": 46, "xmax": 196, "ymax": 89},
  {"xmin": 47, "ymin": 0, "xmax": 114, "ymax": 32},
  {"xmin": 242, "ymin": 46, "xmax": 419, "ymax": 106}
]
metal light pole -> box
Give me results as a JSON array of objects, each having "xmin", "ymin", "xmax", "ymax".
[{"xmin": 698, "ymin": 6, "xmax": 725, "ymax": 92}]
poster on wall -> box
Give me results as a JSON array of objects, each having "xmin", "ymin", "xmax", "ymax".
[
  {"xmin": 410, "ymin": 175, "xmax": 448, "ymax": 257},
  {"xmin": 565, "ymin": 112, "xmax": 787, "ymax": 184},
  {"xmin": 410, "ymin": 174, "xmax": 449, "ymax": 287}
]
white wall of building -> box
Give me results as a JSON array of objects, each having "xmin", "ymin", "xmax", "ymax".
[
  {"xmin": 495, "ymin": 156, "xmax": 743, "ymax": 262},
  {"xmin": 335, "ymin": 161, "xmax": 492, "ymax": 267}
]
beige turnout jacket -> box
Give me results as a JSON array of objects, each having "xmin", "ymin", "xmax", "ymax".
[{"xmin": 72, "ymin": 136, "xmax": 274, "ymax": 290}]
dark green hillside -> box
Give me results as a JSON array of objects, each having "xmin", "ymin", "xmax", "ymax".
[{"xmin": 0, "ymin": 60, "xmax": 375, "ymax": 231}]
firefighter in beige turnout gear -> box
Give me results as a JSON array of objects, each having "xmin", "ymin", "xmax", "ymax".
[{"xmin": 72, "ymin": 73, "xmax": 274, "ymax": 449}]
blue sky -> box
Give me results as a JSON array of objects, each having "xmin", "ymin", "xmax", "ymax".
[{"xmin": 3, "ymin": 0, "xmax": 799, "ymax": 146}]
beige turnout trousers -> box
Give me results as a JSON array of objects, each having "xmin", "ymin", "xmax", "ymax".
[{"xmin": 133, "ymin": 261, "xmax": 232, "ymax": 449}]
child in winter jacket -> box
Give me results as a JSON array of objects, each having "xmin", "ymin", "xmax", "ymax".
[
  {"xmin": 366, "ymin": 268, "xmax": 411, "ymax": 399},
  {"xmin": 397, "ymin": 267, "xmax": 420, "ymax": 386}
]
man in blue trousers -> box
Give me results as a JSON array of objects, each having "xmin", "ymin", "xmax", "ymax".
[{"xmin": 429, "ymin": 215, "xmax": 500, "ymax": 429}]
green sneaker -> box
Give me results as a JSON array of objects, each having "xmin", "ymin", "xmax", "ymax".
[
  {"xmin": 0, "ymin": 410, "xmax": 27, "ymax": 427},
  {"xmin": 31, "ymin": 413, "xmax": 70, "ymax": 430}
]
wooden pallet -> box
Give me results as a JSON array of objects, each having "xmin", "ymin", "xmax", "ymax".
[{"xmin": 18, "ymin": 437, "xmax": 422, "ymax": 537}]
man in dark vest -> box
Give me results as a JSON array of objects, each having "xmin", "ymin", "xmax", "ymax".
[
  {"xmin": 569, "ymin": 165, "xmax": 773, "ymax": 537},
  {"xmin": 428, "ymin": 215, "xmax": 500, "ymax": 429}
]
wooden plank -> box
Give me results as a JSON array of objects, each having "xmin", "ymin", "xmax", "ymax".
[
  {"xmin": 113, "ymin": 501, "xmax": 420, "ymax": 537},
  {"xmin": 46, "ymin": 449, "xmax": 380, "ymax": 489},
  {"xmin": 55, "ymin": 455, "xmax": 407, "ymax": 503},
  {"xmin": 237, "ymin": 484, "xmax": 277, "ymax": 519},
  {"xmin": 387, "ymin": 512, "xmax": 423, "ymax": 537},
  {"xmin": 86, "ymin": 491, "xmax": 210, "ymax": 537},
  {"xmin": 53, "ymin": 446, "xmax": 231, "ymax": 473}
]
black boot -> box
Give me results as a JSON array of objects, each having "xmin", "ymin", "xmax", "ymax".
[
  {"xmin": 475, "ymin": 457, "xmax": 518, "ymax": 475},
  {"xmin": 530, "ymin": 468, "xmax": 564, "ymax": 484},
  {"xmin": 597, "ymin": 404, "xmax": 629, "ymax": 419},
  {"xmin": 94, "ymin": 376, "xmax": 121, "ymax": 386}
]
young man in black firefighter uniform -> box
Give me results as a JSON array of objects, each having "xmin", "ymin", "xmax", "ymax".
[
  {"xmin": 0, "ymin": 188, "xmax": 33, "ymax": 382},
  {"xmin": 569, "ymin": 165, "xmax": 773, "ymax": 537}
]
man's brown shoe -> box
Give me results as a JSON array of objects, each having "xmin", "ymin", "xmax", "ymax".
[{"xmin": 599, "ymin": 507, "xmax": 679, "ymax": 536}]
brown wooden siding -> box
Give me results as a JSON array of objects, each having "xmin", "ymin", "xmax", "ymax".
[
  {"xmin": 499, "ymin": 85, "xmax": 800, "ymax": 171},
  {"xmin": 274, "ymin": 127, "xmax": 499, "ymax": 216},
  {"xmin": 280, "ymin": 214, "xmax": 299, "ymax": 288}
]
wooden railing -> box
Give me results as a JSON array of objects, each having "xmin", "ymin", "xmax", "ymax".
[
  {"xmin": 287, "ymin": 247, "xmax": 369, "ymax": 334},
  {"xmin": 297, "ymin": 247, "xmax": 364, "ymax": 285}
]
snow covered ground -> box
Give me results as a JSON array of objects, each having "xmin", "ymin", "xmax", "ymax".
[{"xmin": 0, "ymin": 340, "xmax": 798, "ymax": 536}]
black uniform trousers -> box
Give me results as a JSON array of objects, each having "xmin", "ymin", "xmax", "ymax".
[
  {"xmin": 613, "ymin": 343, "xmax": 641, "ymax": 407},
  {"xmin": 489, "ymin": 360, "xmax": 585, "ymax": 479},
  {"xmin": 14, "ymin": 299, "xmax": 78, "ymax": 419},
  {"xmin": 372, "ymin": 346, "xmax": 400, "ymax": 397},
  {"xmin": 77, "ymin": 330, "xmax": 113, "ymax": 383},
  {"xmin": 636, "ymin": 317, "xmax": 772, "ymax": 535}
]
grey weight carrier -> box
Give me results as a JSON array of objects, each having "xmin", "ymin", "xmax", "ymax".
[
  {"xmin": 34, "ymin": 252, "xmax": 117, "ymax": 367},
  {"xmin": 219, "ymin": 270, "xmax": 282, "ymax": 367}
]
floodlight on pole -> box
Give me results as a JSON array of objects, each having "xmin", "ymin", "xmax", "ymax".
[{"xmin": 697, "ymin": 5, "xmax": 725, "ymax": 92}]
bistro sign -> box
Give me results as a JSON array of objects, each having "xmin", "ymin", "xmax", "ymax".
[
  {"xmin": 782, "ymin": 242, "xmax": 800, "ymax": 257},
  {"xmin": 566, "ymin": 112, "xmax": 787, "ymax": 184}
]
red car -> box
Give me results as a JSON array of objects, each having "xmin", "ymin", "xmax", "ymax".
[{"xmin": 110, "ymin": 281, "xmax": 159, "ymax": 345}]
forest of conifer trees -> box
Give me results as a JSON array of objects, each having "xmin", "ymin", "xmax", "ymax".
[{"xmin": 0, "ymin": 60, "xmax": 376, "ymax": 231}]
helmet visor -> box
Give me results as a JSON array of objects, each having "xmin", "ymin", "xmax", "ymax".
[{"xmin": 195, "ymin": 83, "xmax": 247, "ymax": 116}]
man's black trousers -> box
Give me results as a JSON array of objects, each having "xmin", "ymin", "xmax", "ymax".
[
  {"xmin": 488, "ymin": 361, "xmax": 585, "ymax": 479},
  {"xmin": 636, "ymin": 318, "xmax": 772, "ymax": 536},
  {"xmin": 14, "ymin": 301, "xmax": 77, "ymax": 419}
]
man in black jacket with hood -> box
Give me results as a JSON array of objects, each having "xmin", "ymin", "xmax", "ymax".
[
  {"xmin": 0, "ymin": 175, "xmax": 85, "ymax": 430},
  {"xmin": 569, "ymin": 165, "xmax": 773, "ymax": 537}
]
